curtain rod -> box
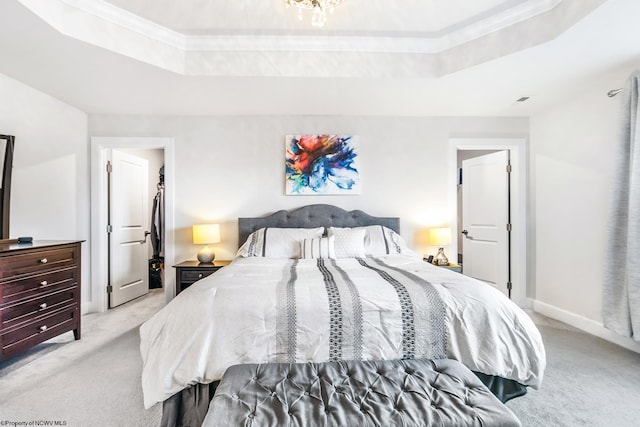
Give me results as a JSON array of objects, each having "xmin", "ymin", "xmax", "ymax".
[{"xmin": 608, "ymin": 88, "xmax": 623, "ymax": 97}]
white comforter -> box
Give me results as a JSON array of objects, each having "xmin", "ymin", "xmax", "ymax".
[{"xmin": 140, "ymin": 255, "xmax": 545, "ymax": 409}]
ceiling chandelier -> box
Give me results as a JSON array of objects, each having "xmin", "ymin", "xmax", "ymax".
[{"xmin": 283, "ymin": 0, "xmax": 345, "ymax": 27}]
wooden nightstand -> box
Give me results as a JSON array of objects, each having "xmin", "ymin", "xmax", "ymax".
[{"xmin": 173, "ymin": 260, "xmax": 231, "ymax": 295}]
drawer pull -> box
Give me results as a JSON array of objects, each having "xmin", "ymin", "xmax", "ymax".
[
  {"xmin": 40, "ymin": 258, "xmax": 48, "ymax": 264},
  {"xmin": 40, "ymin": 303, "xmax": 48, "ymax": 310},
  {"xmin": 198, "ymin": 273, "xmax": 203, "ymax": 279},
  {"xmin": 40, "ymin": 325, "xmax": 48, "ymax": 333},
  {"xmin": 40, "ymin": 280, "xmax": 48, "ymax": 286}
]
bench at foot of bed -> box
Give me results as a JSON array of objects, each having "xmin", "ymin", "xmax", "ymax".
[{"xmin": 202, "ymin": 358, "xmax": 521, "ymax": 427}]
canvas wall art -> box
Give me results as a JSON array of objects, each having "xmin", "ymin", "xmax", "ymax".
[{"xmin": 285, "ymin": 134, "xmax": 360, "ymax": 195}]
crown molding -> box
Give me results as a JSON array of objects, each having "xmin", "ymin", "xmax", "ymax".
[
  {"xmin": 49, "ymin": 0, "xmax": 561, "ymax": 54},
  {"xmin": 60, "ymin": 0, "xmax": 186, "ymax": 48},
  {"xmin": 17, "ymin": 0, "xmax": 598, "ymax": 79}
]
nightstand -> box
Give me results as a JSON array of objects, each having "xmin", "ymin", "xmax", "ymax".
[
  {"xmin": 173, "ymin": 260, "xmax": 231, "ymax": 295},
  {"xmin": 435, "ymin": 263, "xmax": 462, "ymax": 273}
]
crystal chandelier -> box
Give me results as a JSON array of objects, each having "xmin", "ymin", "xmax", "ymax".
[{"xmin": 283, "ymin": 0, "xmax": 345, "ymax": 27}]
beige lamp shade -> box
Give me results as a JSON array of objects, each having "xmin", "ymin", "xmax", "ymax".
[
  {"xmin": 193, "ymin": 224, "xmax": 221, "ymax": 263},
  {"xmin": 429, "ymin": 227, "xmax": 451, "ymax": 246},
  {"xmin": 193, "ymin": 224, "xmax": 221, "ymax": 244}
]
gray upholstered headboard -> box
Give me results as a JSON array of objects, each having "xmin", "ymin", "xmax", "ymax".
[{"xmin": 238, "ymin": 204, "xmax": 400, "ymax": 247}]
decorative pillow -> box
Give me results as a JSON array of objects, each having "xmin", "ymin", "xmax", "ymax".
[
  {"xmin": 388, "ymin": 229, "xmax": 415, "ymax": 256},
  {"xmin": 328, "ymin": 225, "xmax": 414, "ymax": 256},
  {"xmin": 361, "ymin": 225, "xmax": 406, "ymax": 256},
  {"xmin": 237, "ymin": 227, "xmax": 324, "ymax": 258},
  {"xmin": 327, "ymin": 227, "xmax": 366, "ymax": 258},
  {"xmin": 301, "ymin": 236, "xmax": 336, "ymax": 259}
]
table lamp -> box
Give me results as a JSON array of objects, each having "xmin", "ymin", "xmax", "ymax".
[
  {"xmin": 192, "ymin": 224, "xmax": 220, "ymax": 264},
  {"xmin": 430, "ymin": 227, "xmax": 451, "ymax": 266}
]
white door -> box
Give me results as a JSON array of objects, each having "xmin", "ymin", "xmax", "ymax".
[
  {"xmin": 461, "ymin": 150, "xmax": 511, "ymax": 297},
  {"xmin": 108, "ymin": 150, "xmax": 150, "ymax": 308}
]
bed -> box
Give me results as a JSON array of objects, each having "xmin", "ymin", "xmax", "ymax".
[{"xmin": 140, "ymin": 204, "xmax": 545, "ymax": 426}]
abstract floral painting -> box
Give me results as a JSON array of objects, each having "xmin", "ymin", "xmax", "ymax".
[{"xmin": 285, "ymin": 134, "xmax": 360, "ymax": 195}]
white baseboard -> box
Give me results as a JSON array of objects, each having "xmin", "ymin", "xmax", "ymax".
[
  {"xmin": 82, "ymin": 301, "xmax": 97, "ymax": 315},
  {"xmin": 533, "ymin": 300, "xmax": 640, "ymax": 354}
]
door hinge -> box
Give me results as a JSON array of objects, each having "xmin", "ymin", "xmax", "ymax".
[
  {"xmin": 507, "ymin": 282, "xmax": 512, "ymax": 290},
  {"xmin": 106, "ymin": 285, "xmax": 113, "ymax": 294},
  {"xmin": 507, "ymin": 223, "xmax": 512, "ymax": 231},
  {"xmin": 106, "ymin": 161, "xmax": 112, "ymax": 173},
  {"xmin": 106, "ymin": 224, "xmax": 113, "ymax": 233},
  {"xmin": 506, "ymin": 163, "xmax": 512, "ymax": 173}
]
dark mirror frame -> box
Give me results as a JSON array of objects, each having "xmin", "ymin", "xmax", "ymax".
[{"xmin": 0, "ymin": 135, "xmax": 15, "ymax": 239}]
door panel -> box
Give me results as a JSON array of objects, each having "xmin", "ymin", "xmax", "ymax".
[
  {"xmin": 109, "ymin": 150, "xmax": 149, "ymax": 308},
  {"xmin": 462, "ymin": 150, "xmax": 510, "ymax": 296}
]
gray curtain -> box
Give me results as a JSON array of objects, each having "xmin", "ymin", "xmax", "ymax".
[{"xmin": 603, "ymin": 70, "xmax": 640, "ymax": 340}]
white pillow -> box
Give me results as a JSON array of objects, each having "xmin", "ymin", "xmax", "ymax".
[
  {"xmin": 327, "ymin": 227, "xmax": 366, "ymax": 258},
  {"xmin": 361, "ymin": 225, "xmax": 404, "ymax": 256},
  {"xmin": 328, "ymin": 225, "xmax": 414, "ymax": 256},
  {"xmin": 301, "ymin": 236, "xmax": 336, "ymax": 259},
  {"xmin": 237, "ymin": 227, "xmax": 324, "ymax": 258}
]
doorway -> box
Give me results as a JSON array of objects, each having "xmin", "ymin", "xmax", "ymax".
[
  {"xmin": 459, "ymin": 150, "xmax": 511, "ymax": 297},
  {"xmin": 449, "ymin": 138, "xmax": 528, "ymax": 308},
  {"xmin": 90, "ymin": 137, "xmax": 175, "ymax": 313},
  {"xmin": 108, "ymin": 148, "xmax": 167, "ymax": 308},
  {"xmin": 456, "ymin": 149, "xmax": 502, "ymax": 264}
]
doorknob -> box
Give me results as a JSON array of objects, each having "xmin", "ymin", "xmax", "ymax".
[
  {"xmin": 137, "ymin": 231, "xmax": 151, "ymax": 245},
  {"xmin": 461, "ymin": 230, "xmax": 469, "ymax": 236}
]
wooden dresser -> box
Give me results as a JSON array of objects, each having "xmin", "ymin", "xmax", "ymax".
[{"xmin": 0, "ymin": 240, "xmax": 83, "ymax": 361}]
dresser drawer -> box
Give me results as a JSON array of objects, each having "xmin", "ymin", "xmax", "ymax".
[
  {"xmin": 174, "ymin": 261, "xmax": 229, "ymax": 295},
  {"xmin": 1, "ymin": 306, "xmax": 78, "ymax": 360},
  {"xmin": 0, "ymin": 246, "xmax": 78, "ymax": 279},
  {"xmin": 180, "ymin": 269, "xmax": 215, "ymax": 284},
  {"xmin": 0, "ymin": 266, "xmax": 78, "ymax": 305},
  {"xmin": 0, "ymin": 241, "xmax": 82, "ymax": 362},
  {"xmin": 1, "ymin": 286, "xmax": 78, "ymax": 330}
]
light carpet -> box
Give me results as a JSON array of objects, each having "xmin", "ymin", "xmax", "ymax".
[
  {"xmin": 1, "ymin": 290, "xmax": 639, "ymax": 426},
  {"xmin": 0, "ymin": 290, "xmax": 164, "ymax": 427},
  {"xmin": 507, "ymin": 314, "xmax": 640, "ymax": 426}
]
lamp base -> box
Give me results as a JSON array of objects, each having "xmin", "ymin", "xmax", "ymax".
[
  {"xmin": 197, "ymin": 246, "xmax": 216, "ymax": 264},
  {"xmin": 433, "ymin": 247, "xmax": 449, "ymax": 266}
]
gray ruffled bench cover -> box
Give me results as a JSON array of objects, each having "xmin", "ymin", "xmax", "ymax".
[{"xmin": 203, "ymin": 359, "xmax": 521, "ymax": 426}]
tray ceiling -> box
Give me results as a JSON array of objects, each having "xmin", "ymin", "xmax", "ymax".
[
  {"xmin": 2, "ymin": 0, "xmax": 636, "ymax": 117},
  {"xmin": 101, "ymin": 0, "xmax": 535, "ymax": 35},
  {"xmin": 16, "ymin": 0, "xmax": 605, "ymax": 78}
]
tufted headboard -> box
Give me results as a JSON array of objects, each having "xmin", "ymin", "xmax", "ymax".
[{"xmin": 238, "ymin": 204, "xmax": 400, "ymax": 247}]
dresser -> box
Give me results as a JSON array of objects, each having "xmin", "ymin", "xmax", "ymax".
[{"xmin": 0, "ymin": 240, "xmax": 83, "ymax": 361}]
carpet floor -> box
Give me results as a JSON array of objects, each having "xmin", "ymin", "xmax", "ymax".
[
  {"xmin": 0, "ymin": 290, "xmax": 164, "ymax": 427},
  {"xmin": 506, "ymin": 316, "xmax": 640, "ymax": 426},
  {"xmin": 1, "ymin": 290, "xmax": 639, "ymax": 426}
]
